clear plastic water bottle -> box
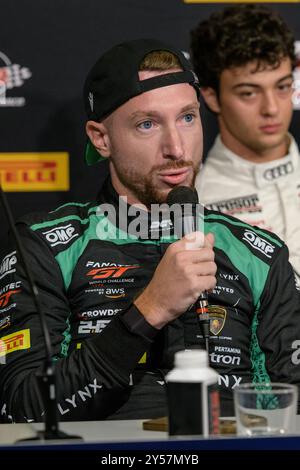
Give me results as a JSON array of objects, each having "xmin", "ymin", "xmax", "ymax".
[{"xmin": 166, "ymin": 349, "xmax": 220, "ymax": 437}]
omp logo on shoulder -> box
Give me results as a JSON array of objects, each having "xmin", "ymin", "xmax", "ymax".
[
  {"xmin": 242, "ymin": 230, "xmax": 275, "ymax": 258},
  {"xmin": 0, "ymin": 251, "xmax": 17, "ymax": 280},
  {"xmin": 42, "ymin": 224, "xmax": 79, "ymax": 247},
  {"xmin": 0, "ymin": 329, "xmax": 30, "ymax": 357}
]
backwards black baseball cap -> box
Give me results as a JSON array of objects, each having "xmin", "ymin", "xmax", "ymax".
[{"xmin": 83, "ymin": 38, "xmax": 200, "ymax": 165}]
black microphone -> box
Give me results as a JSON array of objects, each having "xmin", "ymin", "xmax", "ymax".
[
  {"xmin": 0, "ymin": 184, "xmax": 81, "ymax": 441},
  {"xmin": 166, "ymin": 186, "xmax": 210, "ymax": 351}
]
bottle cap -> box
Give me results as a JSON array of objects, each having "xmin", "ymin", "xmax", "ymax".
[{"xmin": 174, "ymin": 349, "xmax": 208, "ymax": 368}]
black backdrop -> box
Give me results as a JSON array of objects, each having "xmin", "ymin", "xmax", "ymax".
[{"xmin": 0, "ymin": 0, "xmax": 299, "ymax": 239}]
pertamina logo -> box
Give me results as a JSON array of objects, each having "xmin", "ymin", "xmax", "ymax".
[
  {"xmin": 0, "ymin": 153, "xmax": 69, "ymax": 191},
  {"xmin": 0, "ymin": 329, "xmax": 30, "ymax": 357},
  {"xmin": 86, "ymin": 263, "xmax": 139, "ymax": 280},
  {"xmin": 43, "ymin": 224, "xmax": 78, "ymax": 247},
  {"xmin": 242, "ymin": 229, "xmax": 275, "ymax": 258}
]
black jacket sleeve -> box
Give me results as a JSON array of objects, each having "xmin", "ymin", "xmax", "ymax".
[
  {"xmin": 256, "ymin": 244, "xmax": 300, "ymax": 409},
  {"xmin": 0, "ymin": 223, "xmax": 157, "ymax": 423}
]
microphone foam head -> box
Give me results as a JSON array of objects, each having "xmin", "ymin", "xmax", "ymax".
[{"xmin": 166, "ymin": 186, "xmax": 199, "ymax": 205}]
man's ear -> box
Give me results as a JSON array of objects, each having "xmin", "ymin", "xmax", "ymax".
[
  {"xmin": 200, "ymin": 87, "xmax": 221, "ymax": 114},
  {"xmin": 86, "ymin": 121, "xmax": 111, "ymax": 158}
]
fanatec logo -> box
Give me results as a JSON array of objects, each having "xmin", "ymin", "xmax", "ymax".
[
  {"xmin": 242, "ymin": 230, "xmax": 275, "ymax": 258},
  {"xmin": 42, "ymin": 224, "xmax": 79, "ymax": 247}
]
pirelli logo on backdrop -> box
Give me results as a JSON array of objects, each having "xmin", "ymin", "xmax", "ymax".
[
  {"xmin": 0, "ymin": 329, "xmax": 31, "ymax": 357},
  {"xmin": 0, "ymin": 152, "xmax": 69, "ymax": 191}
]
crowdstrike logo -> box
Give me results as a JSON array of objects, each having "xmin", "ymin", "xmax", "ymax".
[
  {"xmin": 0, "ymin": 51, "xmax": 32, "ymax": 107},
  {"xmin": 78, "ymin": 308, "xmax": 122, "ymax": 319}
]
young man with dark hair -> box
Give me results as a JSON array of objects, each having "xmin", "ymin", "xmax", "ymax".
[
  {"xmin": 0, "ymin": 38, "xmax": 299, "ymax": 423},
  {"xmin": 191, "ymin": 4, "xmax": 300, "ymax": 280}
]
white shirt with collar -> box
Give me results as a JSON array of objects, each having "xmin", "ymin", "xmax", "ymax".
[{"xmin": 196, "ymin": 134, "xmax": 300, "ymax": 278}]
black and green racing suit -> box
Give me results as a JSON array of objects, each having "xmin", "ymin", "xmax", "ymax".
[{"xmin": 1, "ymin": 178, "xmax": 300, "ymax": 422}]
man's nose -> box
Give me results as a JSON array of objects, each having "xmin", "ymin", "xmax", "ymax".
[
  {"xmin": 261, "ymin": 90, "xmax": 279, "ymax": 116},
  {"xmin": 162, "ymin": 125, "xmax": 184, "ymax": 160}
]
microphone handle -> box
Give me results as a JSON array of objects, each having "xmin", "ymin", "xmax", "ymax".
[
  {"xmin": 196, "ymin": 292, "xmax": 210, "ymax": 352},
  {"xmin": 0, "ymin": 185, "xmax": 81, "ymax": 440},
  {"xmin": 0, "ymin": 185, "xmax": 53, "ymax": 366}
]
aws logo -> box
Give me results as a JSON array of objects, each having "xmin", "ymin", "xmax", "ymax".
[{"xmin": 104, "ymin": 287, "xmax": 126, "ymax": 299}]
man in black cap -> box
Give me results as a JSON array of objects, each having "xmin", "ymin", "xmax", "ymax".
[{"xmin": 0, "ymin": 39, "xmax": 299, "ymax": 423}]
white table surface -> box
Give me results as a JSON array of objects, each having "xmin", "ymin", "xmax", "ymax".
[{"xmin": 1, "ymin": 416, "xmax": 300, "ymax": 446}]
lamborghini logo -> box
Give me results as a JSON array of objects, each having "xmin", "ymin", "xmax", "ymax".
[{"xmin": 208, "ymin": 306, "xmax": 227, "ymax": 335}]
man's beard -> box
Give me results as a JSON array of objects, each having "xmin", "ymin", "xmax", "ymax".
[{"xmin": 113, "ymin": 160, "xmax": 200, "ymax": 207}]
